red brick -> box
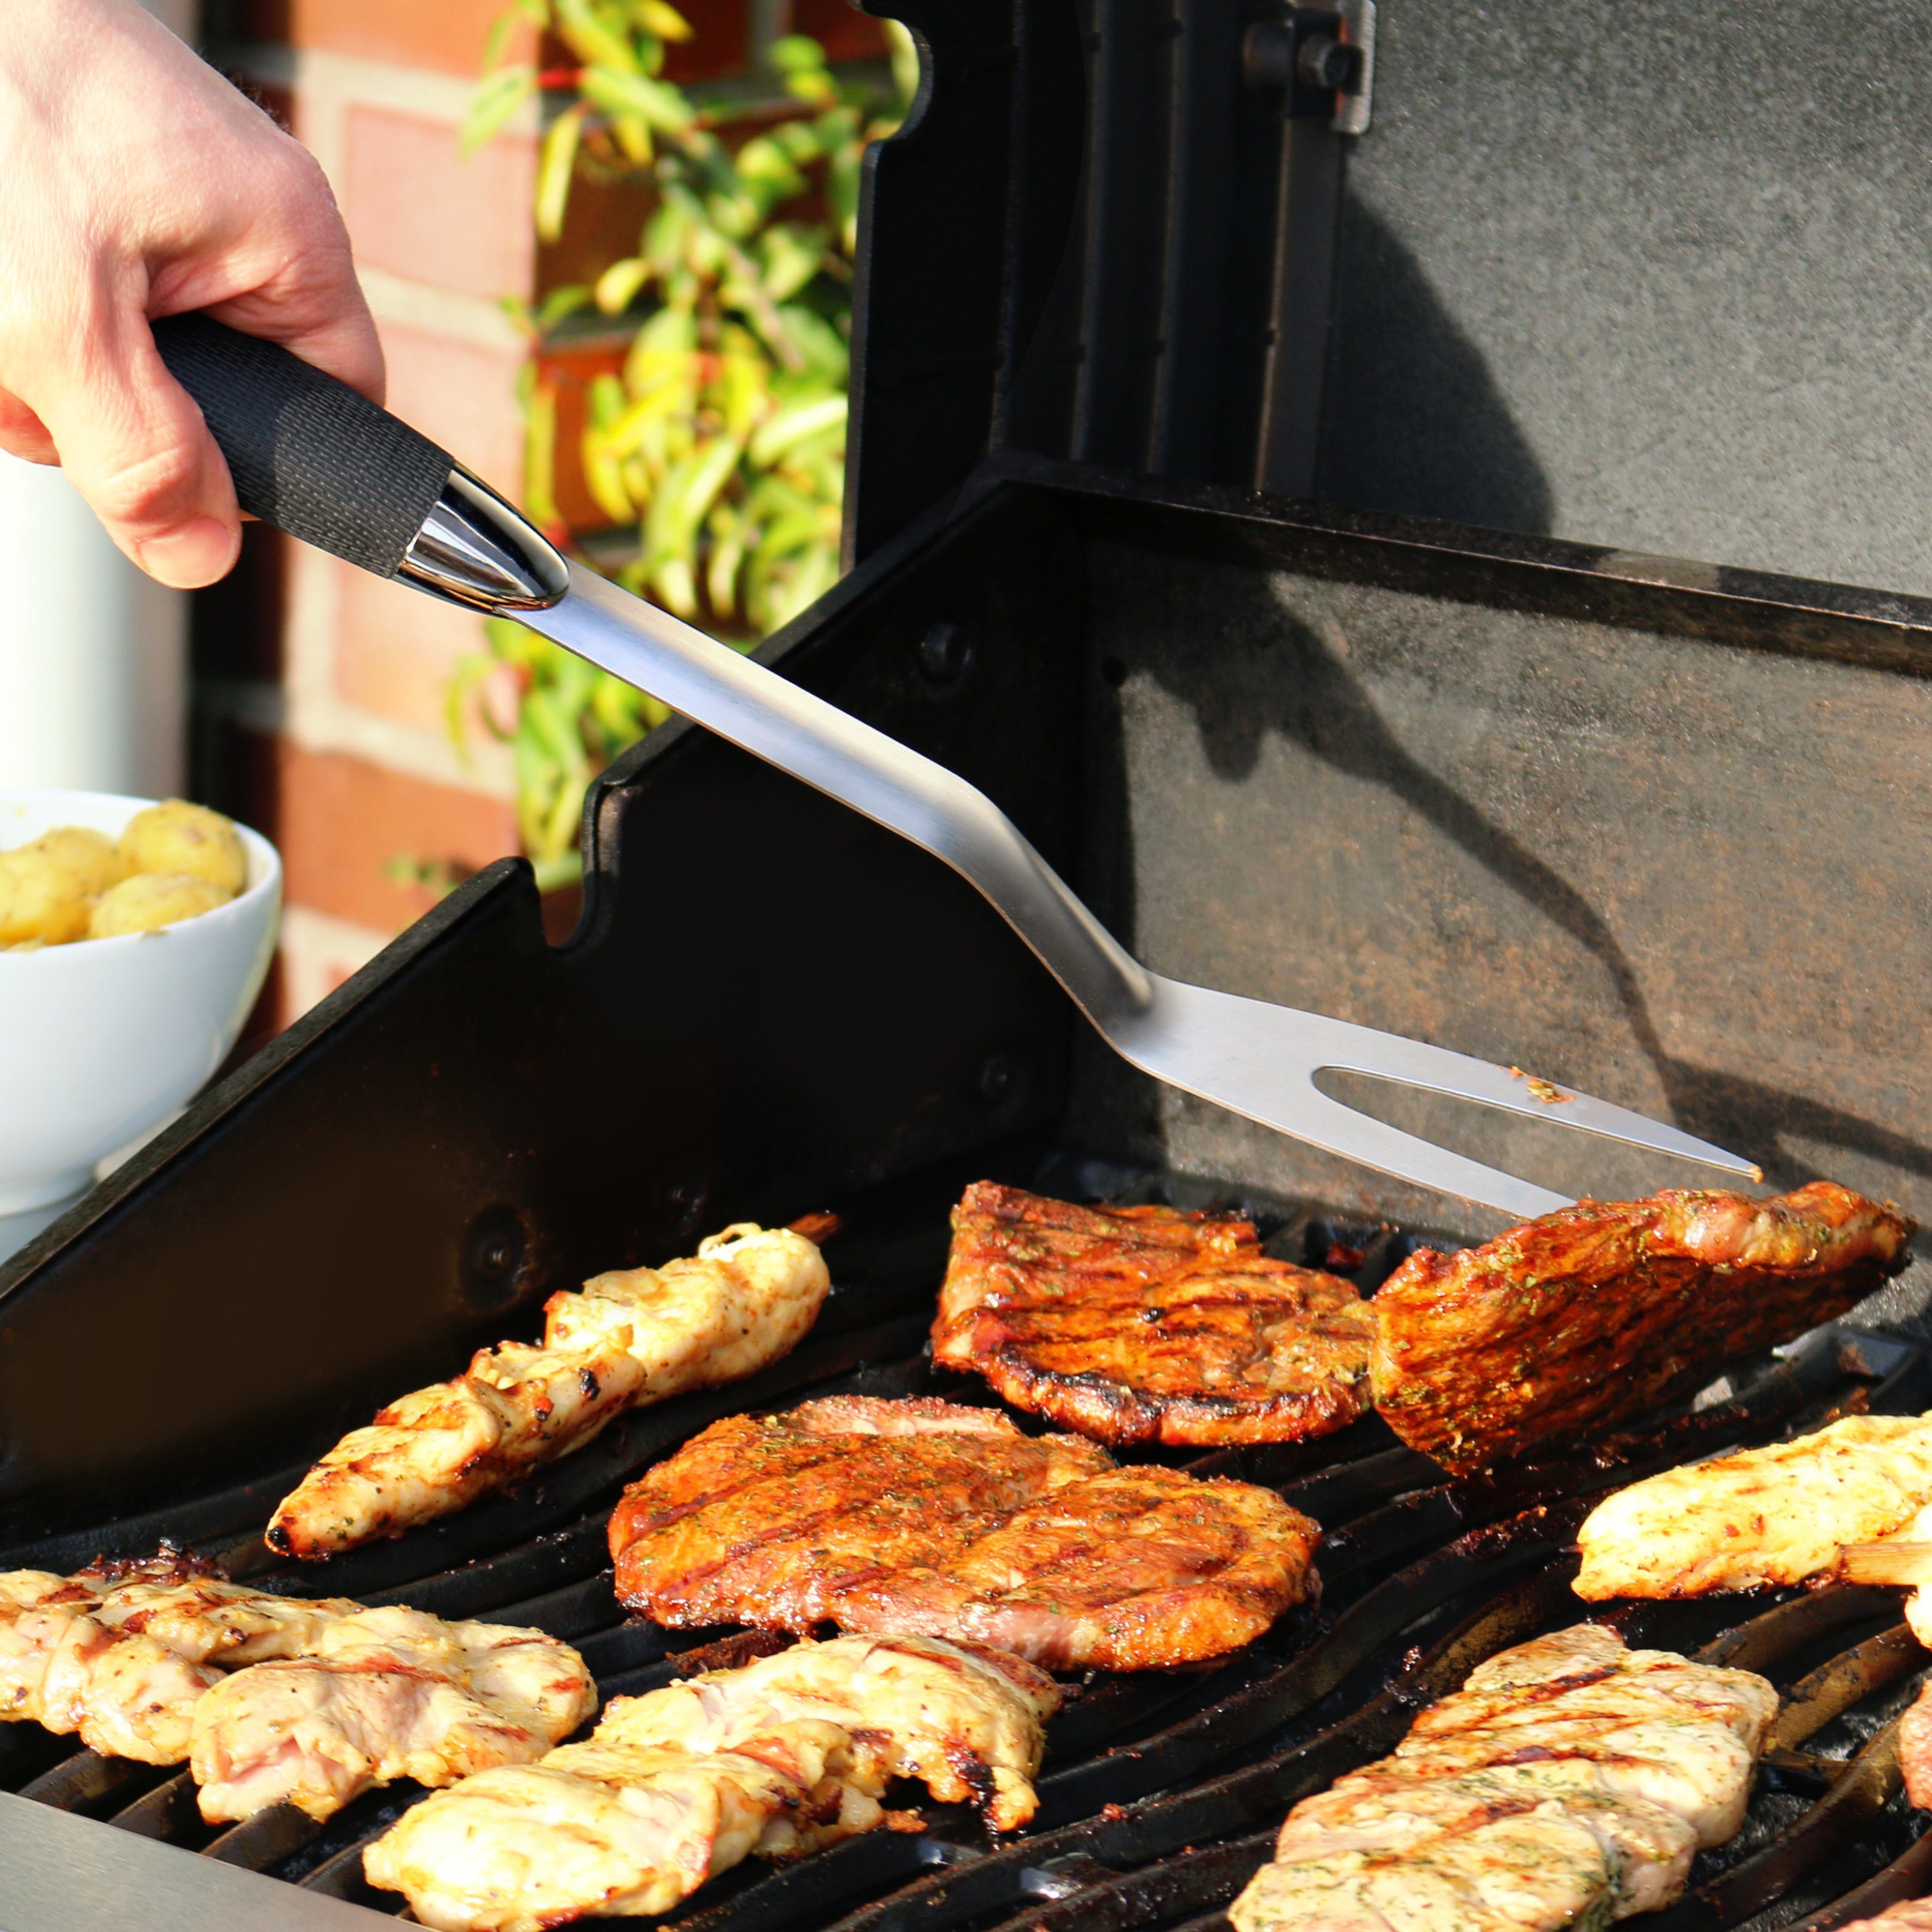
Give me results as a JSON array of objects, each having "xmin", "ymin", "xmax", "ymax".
[
  {"xmin": 333, "ymin": 563, "xmax": 502, "ymax": 736},
  {"xmin": 662, "ymin": 2, "xmax": 751, "ymax": 83},
  {"xmin": 227, "ymin": 0, "xmax": 534, "ymax": 76},
  {"xmin": 343, "ymin": 104, "xmax": 537, "ymax": 300},
  {"xmin": 377, "ymin": 323, "xmax": 528, "ymax": 493},
  {"xmin": 209, "ymin": 725, "xmax": 518, "ymax": 933}
]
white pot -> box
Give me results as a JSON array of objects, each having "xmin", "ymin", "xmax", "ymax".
[{"xmin": 0, "ymin": 789, "xmax": 281, "ymax": 1257}]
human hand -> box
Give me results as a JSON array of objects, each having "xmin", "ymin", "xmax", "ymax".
[{"xmin": 0, "ymin": 0, "xmax": 382, "ymax": 587}]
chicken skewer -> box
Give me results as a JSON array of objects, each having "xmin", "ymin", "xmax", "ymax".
[
  {"xmin": 363, "ymin": 1634, "xmax": 1058, "ymax": 1932},
  {"xmin": 1229, "ymin": 1625, "xmax": 1777, "ymax": 1932},
  {"xmin": 270, "ymin": 1220, "xmax": 832, "ymax": 1559}
]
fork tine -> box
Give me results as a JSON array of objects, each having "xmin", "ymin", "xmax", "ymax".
[
  {"xmin": 1217, "ymin": 1088, "xmax": 1577, "ymax": 1222},
  {"xmin": 1295, "ymin": 1013, "xmax": 1762, "ymax": 1182}
]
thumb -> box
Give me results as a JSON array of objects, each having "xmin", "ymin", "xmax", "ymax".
[{"xmin": 25, "ymin": 302, "xmax": 240, "ymax": 588}]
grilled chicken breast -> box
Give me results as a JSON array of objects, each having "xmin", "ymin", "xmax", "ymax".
[
  {"xmin": 367, "ymin": 1729, "xmax": 858, "ymax": 1932},
  {"xmin": 270, "ymin": 1223, "xmax": 830, "ymax": 1559},
  {"xmin": 364, "ymin": 1635, "xmax": 1057, "ymax": 1932},
  {"xmin": 932, "ymin": 1183, "xmax": 1374, "ymax": 1447},
  {"xmin": 1834, "ymin": 1909, "xmax": 1932, "ymax": 1932},
  {"xmin": 1230, "ymin": 1625, "xmax": 1775, "ymax": 1932},
  {"xmin": 0, "ymin": 1555, "xmax": 358, "ymax": 1764},
  {"xmin": 191, "ymin": 1605, "xmax": 596, "ymax": 1822},
  {"xmin": 599, "ymin": 1633, "xmax": 1058, "ymax": 1831},
  {"xmin": 1575, "ymin": 1413, "xmax": 1932, "ymax": 1600},
  {"xmin": 1372, "ymin": 1183, "xmax": 1913, "ymax": 1475},
  {"xmin": 609, "ymin": 1395, "xmax": 1321, "ymax": 1669}
]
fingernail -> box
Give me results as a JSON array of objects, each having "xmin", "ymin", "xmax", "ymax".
[{"xmin": 134, "ymin": 516, "xmax": 239, "ymax": 588}]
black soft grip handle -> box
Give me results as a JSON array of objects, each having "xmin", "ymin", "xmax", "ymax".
[{"xmin": 151, "ymin": 314, "xmax": 455, "ymax": 578}]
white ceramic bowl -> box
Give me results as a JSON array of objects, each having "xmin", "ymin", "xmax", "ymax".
[{"xmin": 0, "ymin": 788, "xmax": 281, "ymax": 1250}]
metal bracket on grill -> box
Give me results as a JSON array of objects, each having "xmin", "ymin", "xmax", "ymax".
[{"xmin": 1243, "ymin": 2, "xmax": 1377, "ymax": 132}]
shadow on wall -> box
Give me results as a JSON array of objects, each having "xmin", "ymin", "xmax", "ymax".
[
  {"xmin": 1317, "ymin": 190, "xmax": 1556, "ymax": 540},
  {"xmin": 1141, "ymin": 603, "xmax": 1932, "ymax": 1196}
]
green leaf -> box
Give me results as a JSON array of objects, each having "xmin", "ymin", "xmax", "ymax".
[
  {"xmin": 636, "ymin": 0, "xmax": 692, "ymax": 40},
  {"xmin": 555, "ymin": 0, "xmax": 640, "ymax": 74},
  {"xmin": 747, "ymin": 393, "xmax": 846, "ymax": 466},
  {"xmin": 535, "ymin": 283, "xmax": 594, "ymax": 331},
  {"xmin": 535, "ymin": 102, "xmax": 586, "ymax": 242},
  {"xmin": 579, "ymin": 66, "xmax": 692, "ymax": 135},
  {"xmin": 594, "ymin": 255, "xmax": 652, "ymax": 314},
  {"xmin": 461, "ymin": 64, "xmax": 537, "ymax": 154}
]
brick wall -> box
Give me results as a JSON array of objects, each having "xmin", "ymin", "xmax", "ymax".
[{"xmin": 197, "ymin": 0, "xmax": 885, "ymax": 1028}]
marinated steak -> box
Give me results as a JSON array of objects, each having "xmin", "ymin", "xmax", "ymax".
[
  {"xmin": 1371, "ymin": 1183, "xmax": 1914, "ymax": 1475},
  {"xmin": 608, "ymin": 1395, "xmax": 1321, "ymax": 1669},
  {"xmin": 932, "ymin": 1183, "xmax": 1374, "ymax": 1447}
]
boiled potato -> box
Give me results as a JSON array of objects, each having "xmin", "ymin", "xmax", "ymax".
[
  {"xmin": 0, "ymin": 835, "xmax": 113, "ymax": 945},
  {"xmin": 119, "ymin": 799, "xmax": 247, "ymax": 895},
  {"xmin": 88, "ymin": 872, "xmax": 231, "ymax": 938}
]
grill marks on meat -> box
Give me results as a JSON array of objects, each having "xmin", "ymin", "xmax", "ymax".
[
  {"xmin": 364, "ymin": 1635, "xmax": 1057, "ymax": 1932},
  {"xmin": 1371, "ymin": 1183, "xmax": 1915, "ymax": 1475},
  {"xmin": 1229, "ymin": 1625, "xmax": 1777, "ymax": 1932},
  {"xmin": 192, "ymin": 1606, "xmax": 596, "ymax": 1823},
  {"xmin": 1574, "ymin": 1413, "xmax": 1932, "ymax": 1601},
  {"xmin": 0, "ymin": 1551, "xmax": 596, "ymax": 1824},
  {"xmin": 609, "ymin": 1395, "xmax": 1321, "ymax": 1669},
  {"xmin": 270, "ymin": 1223, "xmax": 830, "ymax": 1559},
  {"xmin": 932, "ymin": 1183, "xmax": 1373, "ymax": 1446},
  {"xmin": 0, "ymin": 1555, "xmax": 359, "ymax": 1764}
]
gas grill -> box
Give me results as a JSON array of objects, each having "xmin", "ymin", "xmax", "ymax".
[{"xmin": 7, "ymin": 0, "xmax": 1932, "ymax": 1926}]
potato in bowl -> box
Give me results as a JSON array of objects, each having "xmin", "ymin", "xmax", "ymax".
[{"xmin": 0, "ymin": 790, "xmax": 281, "ymax": 1264}]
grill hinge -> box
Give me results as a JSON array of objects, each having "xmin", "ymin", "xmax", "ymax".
[{"xmin": 1243, "ymin": 2, "xmax": 1377, "ymax": 134}]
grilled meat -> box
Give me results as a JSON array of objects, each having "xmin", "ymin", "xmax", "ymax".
[
  {"xmin": 1575, "ymin": 1413, "xmax": 1932, "ymax": 1600},
  {"xmin": 191, "ymin": 1604, "xmax": 594, "ymax": 1823},
  {"xmin": 1229, "ymin": 1625, "xmax": 1775, "ymax": 1932},
  {"xmin": 598, "ymin": 1632, "xmax": 1059, "ymax": 1831},
  {"xmin": 1834, "ymin": 1910, "xmax": 1932, "ymax": 1932},
  {"xmin": 1900, "ymin": 1678, "xmax": 1932, "ymax": 1811},
  {"xmin": 609, "ymin": 1395, "xmax": 1320, "ymax": 1669},
  {"xmin": 367, "ymin": 1730, "xmax": 857, "ymax": 1932},
  {"xmin": 1371, "ymin": 1183, "xmax": 1913, "ymax": 1474},
  {"xmin": 364, "ymin": 1635, "xmax": 1057, "ymax": 1931},
  {"xmin": 270, "ymin": 1222, "xmax": 830, "ymax": 1559},
  {"xmin": 931, "ymin": 1183, "xmax": 1373, "ymax": 1446},
  {"xmin": 0, "ymin": 1555, "xmax": 358, "ymax": 1764}
]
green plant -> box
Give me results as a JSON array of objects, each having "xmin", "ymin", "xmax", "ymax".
[{"xmin": 454, "ymin": 0, "xmax": 913, "ymax": 888}]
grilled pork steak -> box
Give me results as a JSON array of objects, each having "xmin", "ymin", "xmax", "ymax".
[
  {"xmin": 608, "ymin": 1395, "xmax": 1321, "ymax": 1669},
  {"xmin": 1371, "ymin": 1182, "xmax": 1914, "ymax": 1475},
  {"xmin": 931, "ymin": 1183, "xmax": 1373, "ymax": 1447}
]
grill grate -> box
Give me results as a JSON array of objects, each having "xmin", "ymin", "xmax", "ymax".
[{"xmin": 4, "ymin": 1156, "xmax": 1930, "ymax": 1931}]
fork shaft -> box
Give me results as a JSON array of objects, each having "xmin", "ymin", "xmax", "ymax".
[{"xmin": 539, "ymin": 569, "xmax": 1155, "ymax": 1028}]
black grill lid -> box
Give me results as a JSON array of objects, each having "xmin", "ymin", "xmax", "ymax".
[{"xmin": 849, "ymin": 0, "xmax": 1932, "ymax": 595}]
